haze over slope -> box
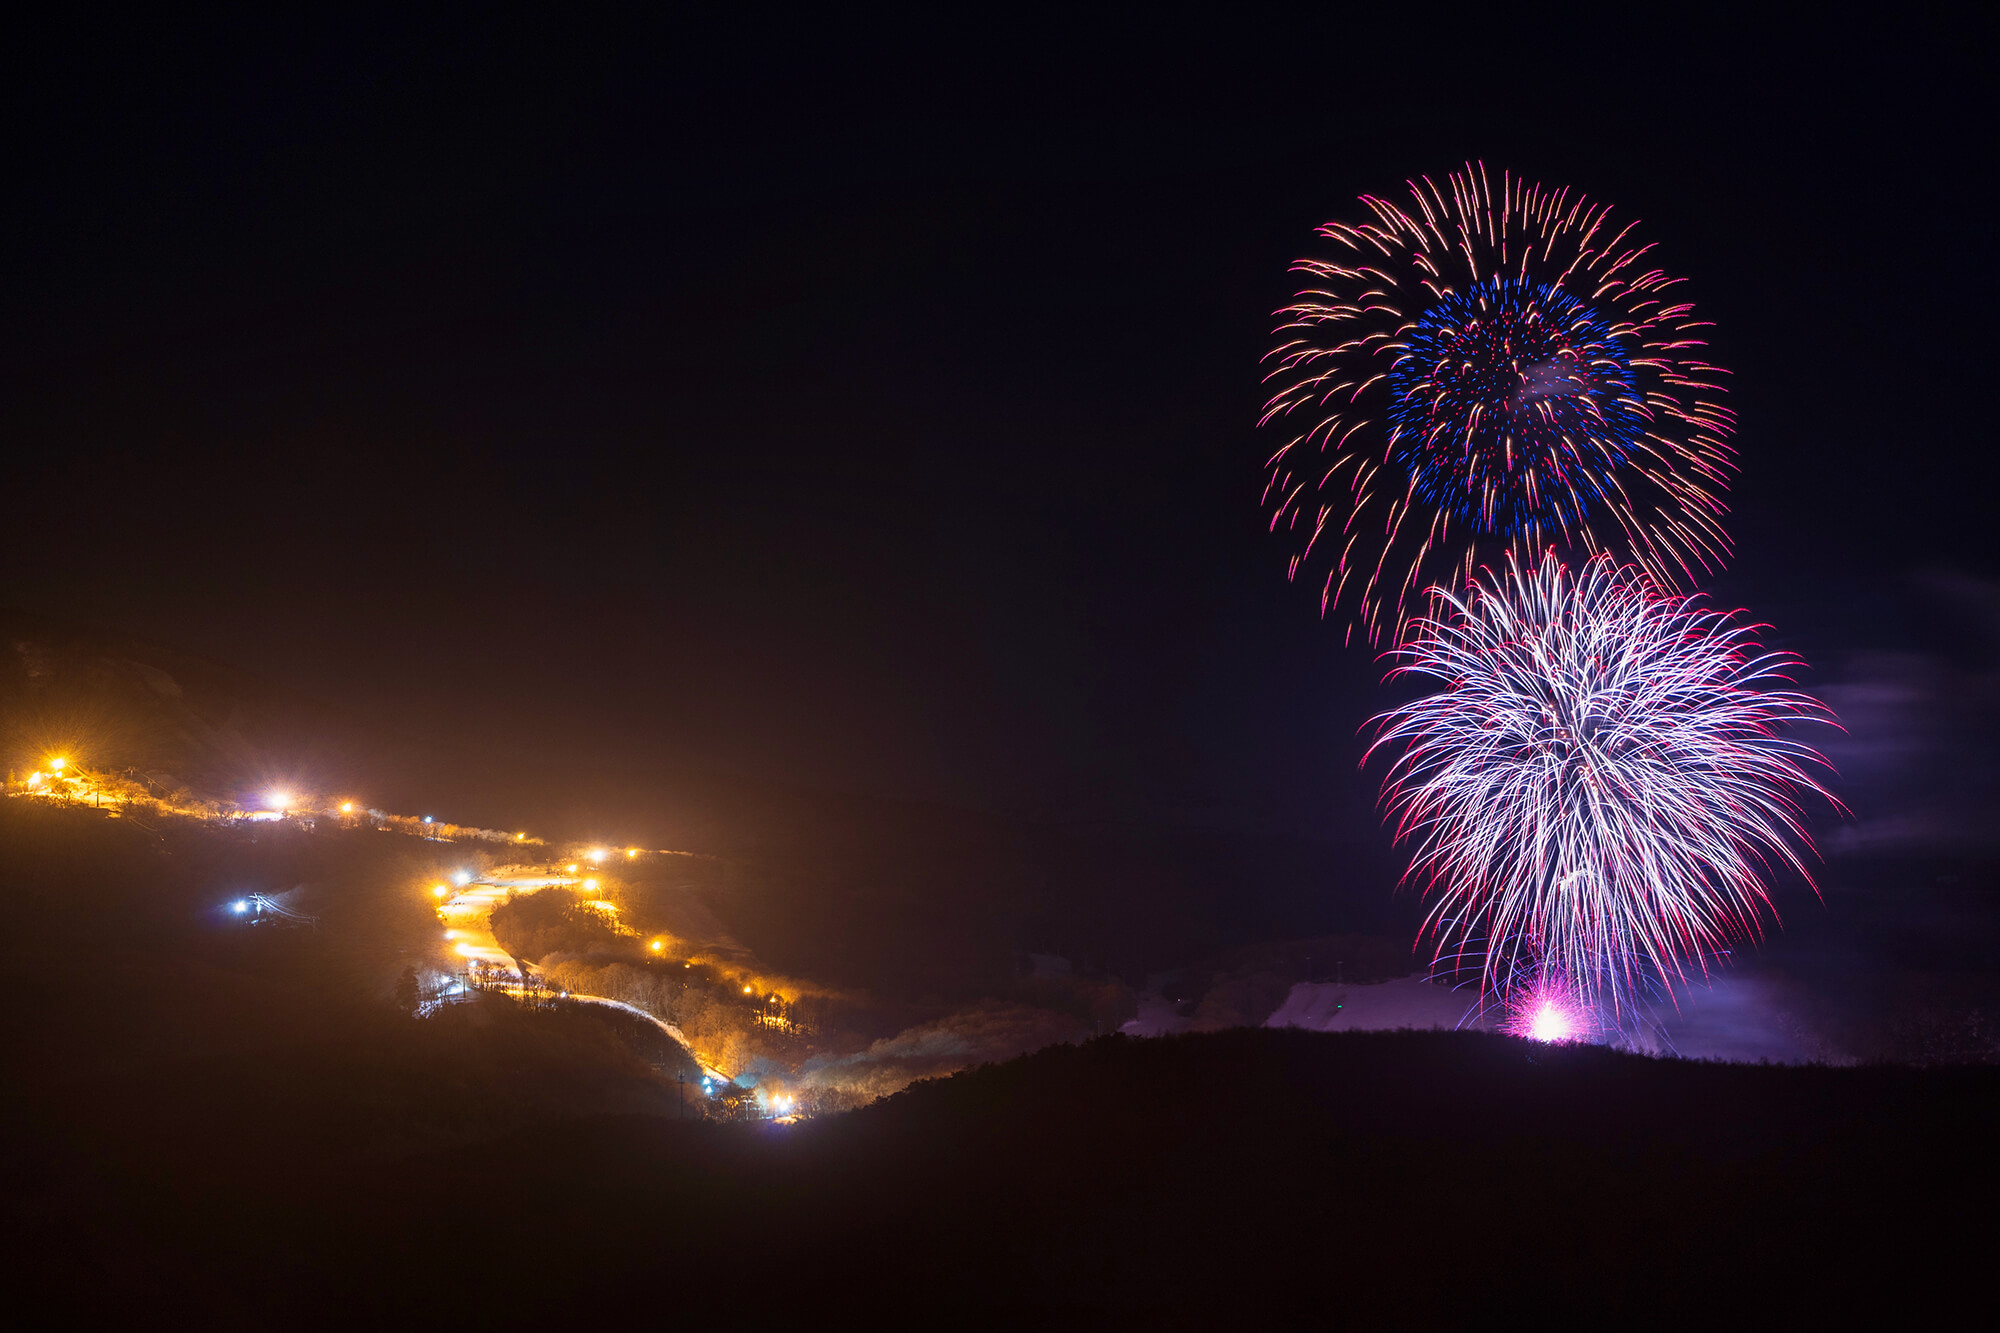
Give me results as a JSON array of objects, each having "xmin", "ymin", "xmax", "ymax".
[{"xmin": 1, "ymin": 608, "xmax": 1412, "ymax": 1004}]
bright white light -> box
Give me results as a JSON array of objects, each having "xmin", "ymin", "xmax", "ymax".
[
  {"xmin": 454, "ymin": 871, "xmax": 471, "ymax": 885},
  {"xmin": 1527, "ymin": 1002, "xmax": 1575, "ymax": 1043},
  {"xmin": 422, "ymin": 815, "xmax": 434, "ymax": 824},
  {"xmin": 587, "ymin": 848, "xmax": 606, "ymax": 863},
  {"xmin": 267, "ymin": 790, "xmax": 291, "ymax": 809},
  {"xmin": 231, "ymin": 900, "xmax": 249, "ymax": 914},
  {"xmin": 340, "ymin": 802, "xmax": 355, "ymax": 814},
  {"xmin": 583, "ymin": 878, "xmax": 599, "ymax": 891}
]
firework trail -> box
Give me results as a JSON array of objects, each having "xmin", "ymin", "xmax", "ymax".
[
  {"xmin": 1369, "ymin": 552, "xmax": 1839, "ymax": 1019},
  {"xmin": 1260, "ymin": 164, "xmax": 1735, "ymax": 645}
]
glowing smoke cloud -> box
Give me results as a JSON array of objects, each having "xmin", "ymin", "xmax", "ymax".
[
  {"xmin": 1369, "ymin": 552, "xmax": 1839, "ymax": 1020},
  {"xmin": 1260, "ymin": 164, "xmax": 1735, "ymax": 645}
]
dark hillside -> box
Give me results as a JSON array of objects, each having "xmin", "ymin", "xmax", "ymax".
[
  {"xmin": 0, "ymin": 799, "xmax": 696, "ymax": 1324},
  {"xmin": 38, "ymin": 1026, "xmax": 1992, "ymax": 1325},
  {"xmin": 2, "ymin": 799, "xmax": 1989, "ymax": 1323}
]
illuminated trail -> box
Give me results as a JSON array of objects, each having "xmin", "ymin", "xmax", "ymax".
[
  {"xmin": 8, "ymin": 760, "xmax": 759, "ymax": 1090},
  {"xmin": 561, "ymin": 995, "xmax": 730, "ymax": 1085},
  {"xmin": 439, "ymin": 870, "xmax": 738, "ymax": 1087}
]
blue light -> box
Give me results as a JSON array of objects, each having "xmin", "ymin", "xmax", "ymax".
[
  {"xmin": 1387, "ymin": 276, "xmax": 1641, "ymax": 537},
  {"xmin": 422, "ymin": 815, "xmax": 434, "ymax": 824},
  {"xmin": 231, "ymin": 900, "xmax": 249, "ymax": 914}
]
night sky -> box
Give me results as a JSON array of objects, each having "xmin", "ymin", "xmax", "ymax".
[{"xmin": 8, "ymin": 10, "xmax": 1995, "ymax": 846}]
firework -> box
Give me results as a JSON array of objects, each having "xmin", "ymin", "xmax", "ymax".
[
  {"xmin": 1369, "ymin": 552, "xmax": 1838, "ymax": 1018},
  {"xmin": 1506, "ymin": 970, "xmax": 1592, "ymax": 1044},
  {"xmin": 1260, "ymin": 164, "xmax": 1735, "ymax": 644}
]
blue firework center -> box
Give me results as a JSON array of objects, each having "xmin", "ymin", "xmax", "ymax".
[{"xmin": 1387, "ymin": 277, "xmax": 1647, "ymax": 537}]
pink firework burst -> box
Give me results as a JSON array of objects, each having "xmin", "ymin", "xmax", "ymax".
[{"xmin": 1504, "ymin": 972, "xmax": 1593, "ymax": 1044}]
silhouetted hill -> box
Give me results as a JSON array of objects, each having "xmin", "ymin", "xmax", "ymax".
[
  {"xmin": 5, "ymin": 792, "xmax": 1993, "ymax": 1324},
  {"xmin": 30, "ymin": 1022, "xmax": 1996, "ymax": 1324},
  {"xmin": 0, "ymin": 796, "xmax": 698, "ymax": 1325}
]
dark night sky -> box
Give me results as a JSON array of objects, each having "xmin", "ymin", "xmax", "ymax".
[{"xmin": 6, "ymin": 9, "xmax": 1996, "ymax": 841}]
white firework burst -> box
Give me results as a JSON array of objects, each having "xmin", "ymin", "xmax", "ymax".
[{"xmin": 1369, "ymin": 551, "xmax": 1840, "ymax": 1016}]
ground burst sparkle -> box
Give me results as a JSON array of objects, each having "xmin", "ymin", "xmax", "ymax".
[
  {"xmin": 1261, "ymin": 164, "xmax": 1735, "ymax": 644},
  {"xmin": 1500, "ymin": 967, "xmax": 1598, "ymax": 1043},
  {"xmin": 1369, "ymin": 553, "xmax": 1839, "ymax": 1018}
]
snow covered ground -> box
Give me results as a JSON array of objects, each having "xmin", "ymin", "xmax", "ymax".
[
  {"xmin": 1119, "ymin": 995, "xmax": 1193, "ymax": 1038},
  {"xmin": 1265, "ymin": 978, "xmax": 1487, "ymax": 1033},
  {"xmin": 1119, "ymin": 978, "xmax": 1486, "ymax": 1038},
  {"xmin": 1124, "ymin": 972, "xmax": 1822, "ymax": 1062}
]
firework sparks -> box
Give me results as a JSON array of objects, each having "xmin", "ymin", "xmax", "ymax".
[
  {"xmin": 1523, "ymin": 1000, "xmax": 1578, "ymax": 1044},
  {"xmin": 1369, "ymin": 552, "xmax": 1839, "ymax": 1018},
  {"xmin": 1505, "ymin": 970, "xmax": 1593, "ymax": 1043},
  {"xmin": 1261, "ymin": 164, "xmax": 1735, "ymax": 644}
]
